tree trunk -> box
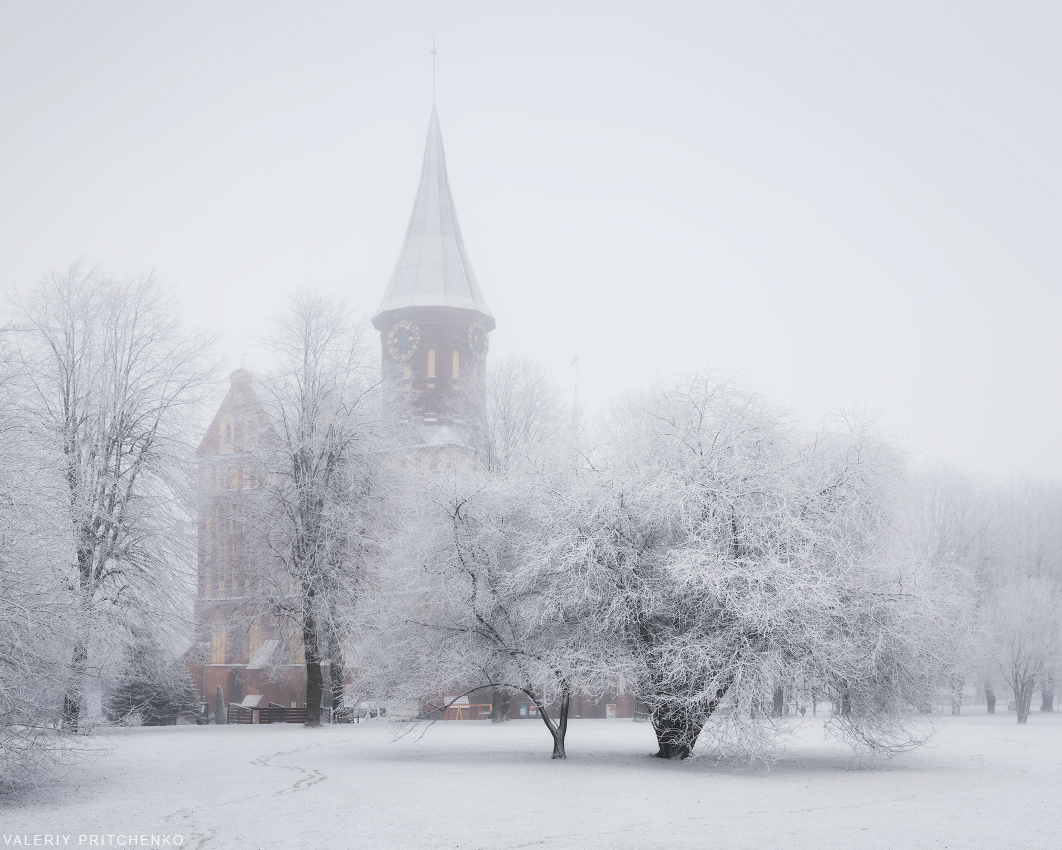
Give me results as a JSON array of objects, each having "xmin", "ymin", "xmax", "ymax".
[
  {"xmin": 490, "ymin": 687, "xmax": 511, "ymax": 723},
  {"xmin": 984, "ymin": 682, "xmax": 995, "ymax": 715},
  {"xmin": 330, "ymin": 659, "xmax": 345, "ymax": 719},
  {"xmin": 1040, "ymin": 672, "xmax": 1054, "ymax": 712},
  {"xmin": 61, "ymin": 639, "xmax": 88, "ymax": 732},
  {"xmin": 535, "ymin": 691, "xmax": 570, "ymax": 759},
  {"xmin": 772, "ymin": 685, "xmax": 784, "ymax": 718},
  {"xmin": 215, "ymin": 685, "xmax": 226, "ymax": 724},
  {"xmin": 327, "ymin": 625, "xmax": 345, "ymax": 719},
  {"xmin": 651, "ymin": 703, "xmax": 704, "ymax": 760},
  {"xmin": 303, "ymin": 605, "xmax": 322, "ymax": 728},
  {"xmin": 550, "ymin": 693, "xmax": 570, "ymax": 759},
  {"xmin": 1015, "ymin": 677, "xmax": 1035, "ymax": 724},
  {"xmin": 62, "ymin": 549, "xmax": 94, "ymax": 733},
  {"xmin": 651, "ymin": 684, "xmax": 729, "ymax": 760}
]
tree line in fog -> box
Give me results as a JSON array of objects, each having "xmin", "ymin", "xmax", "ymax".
[{"xmin": 1, "ymin": 263, "xmax": 1059, "ymax": 784}]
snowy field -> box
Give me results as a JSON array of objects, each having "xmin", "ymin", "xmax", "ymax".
[{"xmin": 3, "ymin": 714, "xmax": 1060, "ymax": 849}]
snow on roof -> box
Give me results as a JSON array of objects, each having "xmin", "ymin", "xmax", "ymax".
[
  {"xmin": 417, "ymin": 424, "xmax": 469, "ymax": 448},
  {"xmin": 247, "ymin": 639, "xmax": 279, "ymax": 670},
  {"xmin": 373, "ymin": 106, "xmax": 493, "ymax": 326}
]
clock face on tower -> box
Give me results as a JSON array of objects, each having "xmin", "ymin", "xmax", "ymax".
[
  {"xmin": 468, "ymin": 321, "xmax": 489, "ymax": 361},
  {"xmin": 387, "ymin": 320, "xmax": 420, "ymax": 361}
]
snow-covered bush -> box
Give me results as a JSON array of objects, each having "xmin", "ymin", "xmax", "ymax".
[{"xmin": 106, "ymin": 632, "xmax": 196, "ymax": 726}]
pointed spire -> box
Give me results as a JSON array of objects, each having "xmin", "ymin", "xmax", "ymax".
[{"xmin": 372, "ymin": 107, "xmax": 494, "ymax": 328}]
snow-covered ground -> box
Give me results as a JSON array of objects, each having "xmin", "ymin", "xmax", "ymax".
[{"xmin": 4, "ymin": 714, "xmax": 1060, "ymax": 849}]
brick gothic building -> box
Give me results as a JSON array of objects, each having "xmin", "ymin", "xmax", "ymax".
[
  {"xmin": 193, "ymin": 368, "xmax": 308, "ymax": 712},
  {"xmin": 192, "ymin": 105, "xmax": 633, "ymax": 720}
]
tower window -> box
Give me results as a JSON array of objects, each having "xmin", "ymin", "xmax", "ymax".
[
  {"xmin": 219, "ymin": 418, "xmax": 235, "ymax": 453},
  {"xmin": 244, "ymin": 414, "xmax": 259, "ymax": 449},
  {"xmin": 427, "ymin": 348, "xmax": 436, "ymax": 378},
  {"xmin": 452, "ymin": 350, "xmax": 460, "ymax": 379}
]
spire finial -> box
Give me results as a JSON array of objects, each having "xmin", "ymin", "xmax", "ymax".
[{"xmin": 431, "ymin": 38, "xmax": 437, "ymax": 104}]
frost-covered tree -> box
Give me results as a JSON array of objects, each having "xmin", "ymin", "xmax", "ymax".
[
  {"xmin": 250, "ymin": 291, "xmax": 383, "ymax": 726},
  {"xmin": 989, "ymin": 576, "xmax": 1060, "ymax": 724},
  {"xmin": 9, "ymin": 264, "xmax": 213, "ymax": 733},
  {"xmin": 367, "ymin": 462, "xmax": 596, "ymax": 758},
  {"xmin": 545, "ymin": 376, "xmax": 967, "ymax": 759},
  {"xmin": 0, "ymin": 328, "xmax": 80, "ymax": 785},
  {"xmin": 909, "ymin": 471, "xmax": 1062, "ymax": 720},
  {"xmin": 906, "ymin": 464, "xmax": 992, "ymax": 713},
  {"xmin": 469, "ymin": 355, "xmax": 569, "ymax": 723},
  {"xmin": 353, "ymin": 353, "xmax": 581, "ymax": 754},
  {"xmin": 982, "ymin": 478, "xmax": 1062, "ymax": 721},
  {"xmin": 474, "ymin": 355, "xmax": 566, "ymax": 474}
]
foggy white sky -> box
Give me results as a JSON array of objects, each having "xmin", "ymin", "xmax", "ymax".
[{"xmin": 1, "ymin": 1, "xmax": 1059, "ymax": 476}]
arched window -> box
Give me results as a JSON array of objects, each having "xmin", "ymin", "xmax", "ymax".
[
  {"xmin": 229, "ymin": 669, "xmax": 244, "ymax": 703},
  {"xmin": 219, "ymin": 418, "xmax": 235, "ymax": 453},
  {"xmin": 452, "ymin": 349, "xmax": 460, "ymax": 380},
  {"xmin": 218, "ymin": 554, "xmax": 227, "ymax": 594},
  {"xmin": 211, "ymin": 620, "xmax": 227, "ymax": 663},
  {"xmin": 249, "ymin": 618, "xmax": 264, "ymax": 658},
  {"xmin": 427, "ymin": 348, "xmax": 436, "ymax": 378}
]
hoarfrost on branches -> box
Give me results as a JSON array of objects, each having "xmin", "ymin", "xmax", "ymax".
[
  {"xmin": 359, "ymin": 372, "xmax": 969, "ymax": 761},
  {"xmin": 545, "ymin": 375, "xmax": 968, "ymax": 758},
  {"xmin": 245, "ymin": 290, "xmax": 385, "ymax": 724}
]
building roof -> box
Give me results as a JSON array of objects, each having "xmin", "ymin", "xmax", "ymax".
[
  {"xmin": 196, "ymin": 369, "xmax": 261, "ymax": 455},
  {"xmin": 372, "ymin": 106, "xmax": 494, "ymax": 327}
]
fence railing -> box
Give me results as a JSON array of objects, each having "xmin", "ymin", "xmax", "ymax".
[{"xmin": 225, "ymin": 703, "xmax": 329, "ymax": 724}]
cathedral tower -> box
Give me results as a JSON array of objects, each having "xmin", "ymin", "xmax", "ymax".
[{"xmin": 371, "ymin": 106, "xmax": 494, "ymax": 425}]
